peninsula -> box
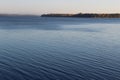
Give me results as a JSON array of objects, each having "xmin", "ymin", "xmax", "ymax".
[
  {"xmin": 41, "ymin": 13, "xmax": 120, "ymax": 18},
  {"xmin": 0, "ymin": 13, "xmax": 120, "ymax": 18}
]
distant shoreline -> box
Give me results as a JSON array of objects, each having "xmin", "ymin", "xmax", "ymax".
[
  {"xmin": 41, "ymin": 13, "xmax": 120, "ymax": 18},
  {"xmin": 0, "ymin": 13, "xmax": 120, "ymax": 18}
]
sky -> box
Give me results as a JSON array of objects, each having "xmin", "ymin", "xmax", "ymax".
[{"xmin": 0, "ymin": 0, "xmax": 120, "ymax": 15}]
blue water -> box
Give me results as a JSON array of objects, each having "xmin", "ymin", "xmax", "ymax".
[{"xmin": 0, "ymin": 17, "xmax": 120, "ymax": 80}]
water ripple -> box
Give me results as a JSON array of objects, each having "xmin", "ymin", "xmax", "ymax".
[{"xmin": 0, "ymin": 18, "xmax": 120, "ymax": 80}]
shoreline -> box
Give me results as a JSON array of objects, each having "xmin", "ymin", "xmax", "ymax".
[{"xmin": 41, "ymin": 13, "xmax": 120, "ymax": 18}]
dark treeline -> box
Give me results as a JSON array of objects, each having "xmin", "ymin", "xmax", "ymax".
[
  {"xmin": 41, "ymin": 13, "xmax": 120, "ymax": 18},
  {"xmin": 0, "ymin": 13, "xmax": 120, "ymax": 18}
]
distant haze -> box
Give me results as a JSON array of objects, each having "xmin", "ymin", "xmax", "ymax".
[{"xmin": 0, "ymin": 0, "xmax": 120, "ymax": 15}]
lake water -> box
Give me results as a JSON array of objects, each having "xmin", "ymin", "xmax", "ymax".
[{"xmin": 0, "ymin": 17, "xmax": 120, "ymax": 80}]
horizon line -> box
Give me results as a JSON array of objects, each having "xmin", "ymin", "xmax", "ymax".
[{"xmin": 0, "ymin": 12, "xmax": 120, "ymax": 16}]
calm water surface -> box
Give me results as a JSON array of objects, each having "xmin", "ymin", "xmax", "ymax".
[{"xmin": 0, "ymin": 17, "xmax": 120, "ymax": 80}]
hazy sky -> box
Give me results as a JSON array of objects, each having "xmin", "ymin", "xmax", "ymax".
[{"xmin": 0, "ymin": 0, "xmax": 120, "ymax": 15}]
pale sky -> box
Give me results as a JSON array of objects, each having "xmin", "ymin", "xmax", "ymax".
[{"xmin": 0, "ymin": 0, "xmax": 120, "ymax": 15}]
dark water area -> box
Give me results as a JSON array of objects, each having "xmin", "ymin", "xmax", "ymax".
[{"xmin": 0, "ymin": 17, "xmax": 120, "ymax": 80}]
